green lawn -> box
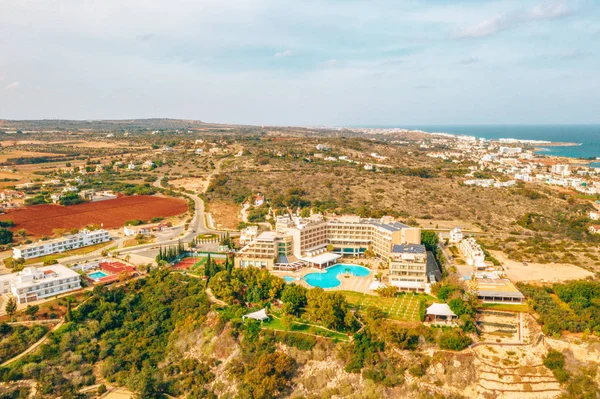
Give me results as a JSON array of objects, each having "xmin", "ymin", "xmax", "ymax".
[
  {"xmin": 262, "ymin": 315, "xmax": 350, "ymax": 341},
  {"xmin": 478, "ymin": 302, "xmax": 529, "ymax": 313},
  {"xmin": 341, "ymin": 291, "xmax": 434, "ymax": 322}
]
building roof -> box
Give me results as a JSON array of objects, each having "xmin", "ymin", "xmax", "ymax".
[
  {"xmin": 242, "ymin": 308, "xmax": 269, "ymax": 321},
  {"xmin": 16, "ymin": 229, "xmax": 109, "ymax": 250},
  {"xmin": 300, "ymin": 252, "xmax": 341, "ymax": 265},
  {"xmin": 426, "ymin": 303, "xmax": 457, "ymax": 317},
  {"xmin": 391, "ymin": 244, "xmax": 426, "ymax": 254},
  {"xmin": 476, "ymin": 275, "xmax": 525, "ymax": 299}
]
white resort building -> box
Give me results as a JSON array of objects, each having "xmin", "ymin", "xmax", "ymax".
[
  {"xmin": 13, "ymin": 229, "xmax": 111, "ymax": 260},
  {"xmin": 235, "ymin": 214, "xmax": 421, "ymax": 270},
  {"xmin": 458, "ymin": 237, "xmax": 486, "ymax": 268},
  {"xmin": 0, "ymin": 265, "xmax": 81, "ymax": 304},
  {"xmin": 389, "ymin": 244, "xmax": 428, "ymax": 292}
]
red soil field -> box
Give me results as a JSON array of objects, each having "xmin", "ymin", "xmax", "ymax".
[
  {"xmin": 0, "ymin": 195, "xmax": 188, "ymax": 237},
  {"xmin": 172, "ymin": 257, "xmax": 203, "ymax": 270}
]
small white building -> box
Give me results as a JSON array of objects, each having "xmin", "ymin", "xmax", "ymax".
[
  {"xmin": 590, "ymin": 211, "xmax": 600, "ymax": 221},
  {"xmin": 13, "ymin": 229, "xmax": 111, "ymax": 260},
  {"xmin": 449, "ymin": 227, "xmax": 463, "ymax": 243},
  {"xmin": 142, "ymin": 160, "xmax": 155, "ymax": 169},
  {"xmin": 364, "ymin": 164, "xmax": 374, "ymax": 171},
  {"xmin": 240, "ymin": 226, "xmax": 259, "ymax": 245},
  {"xmin": 128, "ymin": 162, "xmax": 136, "ymax": 170},
  {"xmin": 425, "ymin": 303, "xmax": 457, "ymax": 323},
  {"xmin": 254, "ymin": 193, "xmax": 265, "ymax": 207},
  {"xmin": 551, "ymin": 164, "xmax": 571, "ymax": 177},
  {"xmin": 0, "ymin": 265, "xmax": 81, "ymax": 304}
]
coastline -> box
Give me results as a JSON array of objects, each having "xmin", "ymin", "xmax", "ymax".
[{"xmin": 533, "ymin": 142, "xmax": 579, "ymax": 147}]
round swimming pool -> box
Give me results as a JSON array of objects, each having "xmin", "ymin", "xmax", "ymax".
[{"xmin": 303, "ymin": 264, "xmax": 370, "ymax": 288}]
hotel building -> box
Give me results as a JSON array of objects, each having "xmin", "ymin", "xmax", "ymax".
[
  {"xmin": 235, "ymin": 214, "xmax": 421, "ymax": 269},
  {"xmin": 388, "ymin": 244, "xmax": 428, "ymax": 292},
  {"xmin": 13, "ymin": 229, "xmax": 111, "ymax": 260},
  {"xmin": 0, "ymin": 265, "xmax": 81, "ymax": 304}
]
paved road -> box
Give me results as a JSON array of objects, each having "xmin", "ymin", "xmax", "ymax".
[{"xmin": 118, "ymin": 160, "xmax": 228, "ymax": 255}]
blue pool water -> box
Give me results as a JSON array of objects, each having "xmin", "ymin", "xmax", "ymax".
[
  {"xmin": 303, "ymin": 264, "xmax": 370, "ymax": 288},
  {"xmin": 283, "ymin": 276, "xmax": 295, "ymax": 283},
  {"xmin": 88, "ymin": 271, "xmax": 109, "ymax": 280}
]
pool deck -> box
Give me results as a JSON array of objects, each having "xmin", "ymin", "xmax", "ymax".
[{"xmin": 271, "ymin": 265, "xmax": 374, "ymax": 294}]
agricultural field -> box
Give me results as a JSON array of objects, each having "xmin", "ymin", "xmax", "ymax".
[{"xmin": 0, "ymin": 195, "xmax": 188, "ymax": 237}]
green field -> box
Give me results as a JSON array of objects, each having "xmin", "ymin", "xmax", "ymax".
[
  {"xmin": 341, "ymin": 291, "xmax": 433, "ymax": 322},
  {"xmin": 262, "ymin": 315, "xmax": 350, "ymax": 341},
  {"xmin": 478, "ymin": 302, "xmax": 529, "ymax": 313}
]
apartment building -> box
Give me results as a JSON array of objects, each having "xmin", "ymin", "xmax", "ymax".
[
  {"xmin": 388, "ymin": 244, "xmax": 428, "ymax": 292},
  {"xmin": 235, "ymin": 214, "xmax": 421, "ymax": 269},
  {"xmin": 13, "ymin": 229, "xmax": 111, "ymax": 260},
  {"xmin": 458, "ymin": 237, "xmax": 486, "ymax": 268},
  {"xmin": 0, "ymin": 265, "xmax": 81, "ymax": 304}
]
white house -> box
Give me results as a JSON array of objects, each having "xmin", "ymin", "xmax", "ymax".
[
  {"xmin": 254, "ymin": 193, "xmax": 265, "ymax": 207},
  {"xmin": 590, "ymin": 211, "xmax": 600, "ymax": 221},
  {"xmin": 449, "ymin": 227, "xmax": 463, "ymax": 243},
  {"xmin": 364, "ymin": 164, "xmax": 374, "ymax": 171},
  {"xmin": 128, "ymin": 162, "xmax": 136, "ymax": 170}
]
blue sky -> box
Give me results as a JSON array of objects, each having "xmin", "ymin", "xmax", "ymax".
[{"xmin": 0, "ymin": 0, "xmax": 598, "ymax": 125}]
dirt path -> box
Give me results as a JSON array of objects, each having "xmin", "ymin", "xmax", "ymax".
[
  {"xmin": 0, "ymin": 320, "xmax": 64, "ymax": 367},
  {"xmin": 205, "ymin": 286, "xmax": 228, "ymax": 307}
]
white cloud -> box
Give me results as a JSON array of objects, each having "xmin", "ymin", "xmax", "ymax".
[
  {"xmin": 274, "ymin": 50, "xmax": 293, "ymax": 58},
  {"xmin": 455, "ymin": 12, "xmax": 518, "ymax": 39},
  {"xmin": 530, "ymin": 0, "xmax": 571, "ymax": 20},
  {"xmin": 6, "ymin": 81, "xmax": 19, "ymax": 89},
  {"xmin": 459, "ymin": 57, "xmax": 479, "ymax": 65},
  {"xmin": 455, "ymin": 0, "xmax": 573, "ymax": 39}
]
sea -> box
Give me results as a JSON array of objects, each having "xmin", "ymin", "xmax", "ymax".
[{"xmin": 363, "ymin": 125, "xmax": 600, "ymax": 167}]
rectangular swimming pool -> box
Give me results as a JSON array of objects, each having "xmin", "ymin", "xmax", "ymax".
[{"xmin": 88, "ymin": 271, "xmax": 109, "ymax": 280}]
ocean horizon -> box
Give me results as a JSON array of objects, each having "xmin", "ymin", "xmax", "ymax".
[{"xmin": 355, "ymin": 124, "xmax": 600, "ymax": 164}]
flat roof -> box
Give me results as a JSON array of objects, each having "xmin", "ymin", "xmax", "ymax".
[
  {"xmin": 392, "ymin": 244, "xmax": 426, "ymax": 254},
  {"xmin": 300, "ymin": 252, "xmax": 341, "ymax": 265},
  {"xmin": 476, "ymin": 277, "xmax": 524, "ymax": 298}
]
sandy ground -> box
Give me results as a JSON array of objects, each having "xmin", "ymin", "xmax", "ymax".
[
  {"xmin": 103, "ymin": 388, "xmax": 133, "ymax": 399},
  {"xmin": 170, "ymin": 177, "xmax": 208, "ymax": 193},
  {"xmin": 416, "ymin": 219, "xmax": 483, "ymax": 232},
  {"xmin": 207, "ymin": 201, "xmax": 240, "ymax": 229},
  {"xmin": 491, "ymin": 250, "xmax": 594, "ymax": 283}
]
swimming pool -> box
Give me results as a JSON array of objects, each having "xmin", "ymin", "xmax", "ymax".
[
  {"xmin": 283, "ymin": 276, "xmax": 296, "ymax": 283},
  {"xmin": 303, "ymin": 264, "xmax": 370, "ymax": 288},
  {"xmin": 88, "ymin": 271, "xmax": 109, "ymax": 280}
]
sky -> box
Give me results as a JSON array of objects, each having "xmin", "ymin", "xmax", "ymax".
[{"xmin": 0, "ymin": 0, "xmax": 599, "ymax": 126}]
